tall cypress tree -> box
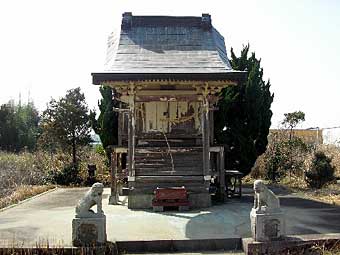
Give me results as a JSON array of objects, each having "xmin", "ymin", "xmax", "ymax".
[
  {"xmin": 90, "ymin": 86, "xmax": 119, "ymax": 163},
  {"xmin": 214, "ymin": 45, "xmax": 274, "ymax": 175}
]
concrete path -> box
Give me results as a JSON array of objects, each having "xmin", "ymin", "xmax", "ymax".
[{"xmin": 0, "ymin": 187, "xmax": 339, "ymax": 247}]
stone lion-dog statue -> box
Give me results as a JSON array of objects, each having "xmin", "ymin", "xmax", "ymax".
[
  {"xmin": 75, "ymin": 182, "xmax": 105, "ymax": 217},
  {"xmin": 253, "ymin": 180, "xmax": 280, "ymax": 213}
]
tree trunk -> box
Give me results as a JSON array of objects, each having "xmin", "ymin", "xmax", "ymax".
[{"xmin": 72, "ymin": 132, "xmax": 77, "ymax": 167}]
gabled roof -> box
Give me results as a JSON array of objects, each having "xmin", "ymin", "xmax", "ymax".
[{"xmin": 92, "ymin": 13, "xmax": 246, "ymax": 84}]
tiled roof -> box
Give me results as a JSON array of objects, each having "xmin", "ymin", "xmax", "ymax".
[
  {"xmin": 92, "ymin": 13, "xmax": 246, "ymax": 83},
  {"xmin": 106, "ymin": 13, "xmax": 233, "ymax": 73}
]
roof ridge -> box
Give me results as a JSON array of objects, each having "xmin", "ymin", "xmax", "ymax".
[{"xmin": 121, "ymin": 12, "xmax": 212, "ymax": 30}]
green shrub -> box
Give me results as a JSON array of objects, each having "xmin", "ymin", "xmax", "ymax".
[
  {"xmin": 260, "ymin": 133, "xmax": 310, "ymax": 182},
  {"xmin": 305, "ymin": 151, "xmax": 335, "ymax": 189},
  {"xmin": 95, "ymin": 144, "xmax": 106, "ymax": 157},
  {"xmin": 47, "ymin": 164, "xmax": 82, "ymax": 185}
]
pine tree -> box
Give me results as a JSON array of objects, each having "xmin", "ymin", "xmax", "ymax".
[{"xmin": 214, "ymin": 45, "xmax": 274, "ymax": 175}]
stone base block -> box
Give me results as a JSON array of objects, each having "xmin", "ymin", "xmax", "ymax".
[
  {"xmin": 250, "ymin": 208, "xmax": 285, "ymax": 242},
  {"xmin": 72, "ymin": 216, "xmax": 106, "ymax": 247},
  {"xmin": 108, "ymin": 193, "xmax": 119, "ymax": 205},
  {"xmin": 152, "ymin": 205, "xmax": 164, "ymax": 212},
  {"xmin": 128, "ymin": 193, "xmax": 211, "ymax": 209},
  {"xmin": 243, "ymin": 234, "xmax": 340, "ymax": 255},
  {"xmin": 188, "ymin": 193, "xmax": 211, "ymax": 208},
  {"xmin": 122, "ymin": 187, "xmax": 129, "ymax": 196},
  {"xmin": 128, "ymin": 194, "xmax": 154, "ymax": 209},
  {"xmin": 179, "ymin": 205, "xmax": 190, "ymax": 211}
]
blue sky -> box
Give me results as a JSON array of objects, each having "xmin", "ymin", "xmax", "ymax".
[{"xmin": 0, "ymin": 0, "xmax": 339, "ymax": 129}]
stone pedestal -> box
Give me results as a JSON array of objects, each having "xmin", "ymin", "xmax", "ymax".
[
  {"xmin": 250, "ymin": 208, "xmax": 286, "ymax": 242},
  {"xmin": 109, "ymin": 193, "xmax": 119, "ymax": 205},
  {"xmin": 72, "ymin": 215, "xmax": 106, "ymax": 246}
]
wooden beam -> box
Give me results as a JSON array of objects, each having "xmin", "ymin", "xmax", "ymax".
[
  {"xmin": 209, "ymin": 110, "xmax": 214, "ymax": 144},
  {"xmin": 103, "ymin": 80, "xmax": 237, "ymax": 88},
  {"xmin": 118, "ymin": 103, "xmax": 123, "ymax": 146},
  {"xmin": 135, "ymin": 95, "xmax": 201, "ymax": 102},
  {"xmin": 202, "ymin": 97, "xmax": 210, "ymax": 177},
  {"xmin": 109, "ymin": 152, "xmax": 118, "ymax": 205},
  {"xmin": 128, "ymin": 82, "xmax": 136, "ymax": 179},
  {"xmin": 136, "ymin": 90, "xmax": 197, "ymax": 96}
]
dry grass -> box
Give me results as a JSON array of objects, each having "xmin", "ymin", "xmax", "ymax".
[
  {"xmin": 0, "ymin": 185, "xmax": 55, "ymax": 209},
  {"xmin": 0, "ymin": 148, "xmax": 108, "ymax": 208},
  {"xmin": 78, "ymin": 147, "xmax": 110, "ymax": 184},
  {"xmin": 251, "ymin": 175, "xmax": 340, "ymax": 206},
  {"xmin": 250, "ymin": 141, "xmax": 340, "ymax": 206},
  {"xmin": 311, "ymin": 241, "xmax": 340, "ymax": 255},
  {"xmin": 319, "ymin": 144, "xmax": 340, "ymax": 177},
  {"xmin": 292, "ymin": 183, "xmax": 340, "ymax": 206},
  {"xmin": 0, "ymin": 151, "xmax": 50, "ymax": 198}
]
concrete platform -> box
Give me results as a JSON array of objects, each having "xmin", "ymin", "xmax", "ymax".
[{"xmin": 0, "ymin": 187, "xmax": 340, "ymax": 247}]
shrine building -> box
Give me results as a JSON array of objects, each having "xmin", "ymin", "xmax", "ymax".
[{"xmin": 92, "ymin": 12, "xmax": 246, "ymax": 209}]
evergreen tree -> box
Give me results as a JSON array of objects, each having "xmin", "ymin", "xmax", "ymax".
[
  {"xmin": 281, "ymin": 111, "xmax": 305, "ymax": 140},
  {"xmin": 306, "ymin": 151, "xmax": 335, "ymax": 189},
  {"xmin": 214, "ymin": 45, "xmax": 274, "ymax": 175},
  {"xmin": 0, "ymin": 102, "xmax": 18, "ymax": 151},
  {"xmin": 90, "ymin": 86, "xmax": 119, "ymax": 163},
  {"xmin": 0, "ymin": 101, "xmax": 39, "ymax": 152},
  {"xmin": 16, "ymin": 102, "xmax": 40, "ymax": 151},
  {"xmin": 40, "ymin": 87, "xmax": 91, "ymax": 166}
]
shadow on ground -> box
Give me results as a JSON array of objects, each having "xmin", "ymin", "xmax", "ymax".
[{"xmin": 182, "ymin": 194, "xmax": 340, "ymax": 239}]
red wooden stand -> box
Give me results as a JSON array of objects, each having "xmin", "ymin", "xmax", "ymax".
[{"xmin": 152, "ymin": 187, "xmax": 190, "ymax": 212}]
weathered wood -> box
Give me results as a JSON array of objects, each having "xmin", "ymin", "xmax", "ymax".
[
  {"xmin": 139, "ymin": 101, "xmax": 201, "ymax": 134},
  {"xmin": 134, "ymin": 146, "xmax": 204, "ymax": 179},
  {"xmin": 202, "ymin": 98, "xmax": 210, "ymax": 176},
  {"xmin": 209, "ymin": 109, "xmax": 214, "ymax": 143},
  {"xmin": 128, "ymin": 83, "xmax": 136, "ymax": 178},
  {"xmin": 109, "ymin": 152, "xmax": 119, "ymax": 204},
  {"xmin": 118, "ymin": 103, "xmax": 123, "ymax": 146},
  {"xmin": 219, "ymin": 147, "xmax": 225, "ymax": 201},
  {"xmin": 136, "ymin": 90, "xmax": 197, "ymax": 96},
  {"xmin": 111, "ymin": 152, "xmax": 117, "ymax": 195},
  {"xmin": 136, "ymin": 147, "xmax": 202, "ymax": 153},
  {"xmin": 135, "ymin": 153, "xmax": 202, "ymax": 159},
  {"xmin": 104, "ymin": 79, "xmax": 238, "ymax": 88},
  {"xmin": 118, "ymin": 153, "xmax": 122, "ymax": 173},
  {"xmin": 136, "ymin": 175, "xmax": 203, "ymax": 182},
  {"xmin": 132, "ymin": 181, "xmax": 205, "ymax": 188},
  {"xmin": 136, "ymin": 170, "xmax": 202, "ymax": 176},
  {"xmin": 135, "ymin": 161, "xmax": 202, "ymax": 167},
  {"xmin": 135, "ymin": 95, "xmax": 200, "ymax": 102},
  {"xmin": 130, "ymin": 185, "xmax": 208, "ymax": 194},
  {"xmin": 152, "ymin": 187, "xmax": 190, "ymax": 209}
]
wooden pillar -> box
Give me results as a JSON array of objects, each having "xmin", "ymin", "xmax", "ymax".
[
  {"xmin": 109, "ymin": 151, "xmax": 118, "ymax": 204},
  {"xmin": 118, "ymin": 102, "xmax": 123, "ymax": 146},
  {"xmin": 219, "ymin": 146, "xmax": 225, "ymax": 202},
  {"xmin": 209, "ymin": 109, "xmax": 214, "ymax": 144},
  {"xmin": 128, "ymin": 83, "xmax": 136, "ymax": 180},
  {"xmin": 118, "ymin": 153, "xmax": 122, "ymax": 173},
  {"xmin": 202, "ymin": 97, "xmax": 210, "ymax": 178}
]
